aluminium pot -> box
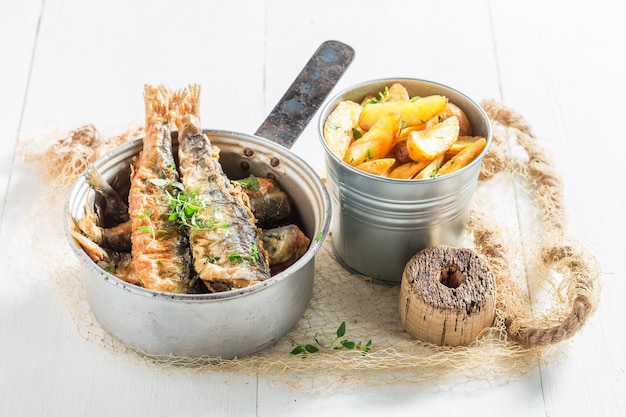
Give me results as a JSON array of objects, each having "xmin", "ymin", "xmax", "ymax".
[{"xmin": 64, "ymin": 41, "xmax": 354, "ymax": 359}]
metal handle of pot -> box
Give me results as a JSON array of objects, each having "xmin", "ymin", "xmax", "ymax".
[{"xmin": 254, "ymin": 40, "xmax": 355, "ymax": 149}]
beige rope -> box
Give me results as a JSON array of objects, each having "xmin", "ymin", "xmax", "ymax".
[{"xmin": 479, "ymin": 99, "xmax": 601, "ymax": 347}]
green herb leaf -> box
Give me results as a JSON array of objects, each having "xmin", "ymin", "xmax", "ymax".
[
  {"xmin": 304, "ymin": 344, "xmax": 319, "ymax": 354},
  {"xmin": 336, "ymin": 321, "xmax": 346, "ymax": 338},
  {"xmin": 228, "ymin": 252, "xmax": 243, "ymax": 264},
  {"xmin": 231, "ymin": 174, "xmax": 260, "ymax": 192},
  {"xmin": 340, "ymin": 340, "xmax": 355, "ymax": 349}
]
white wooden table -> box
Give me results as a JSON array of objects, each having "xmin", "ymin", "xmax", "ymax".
[{"xmin": 2, "ymin": 1, "xmax": 624, "ymax": 416}]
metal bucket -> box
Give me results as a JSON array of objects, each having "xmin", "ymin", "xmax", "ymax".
[{"xmin": 318, "ymin": 78, "xmax": 492, "ymax": 284}]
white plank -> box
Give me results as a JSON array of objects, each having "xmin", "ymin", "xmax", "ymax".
[
  {"xmin": 491, "ymin": 0, "xmax": 626, "ymax": 415},
  {"xmin": 0, "ymin": 0, "xmax": 41, "ymax": 216},
  {"xmin": 18, "ymin": 0, "xmax": 269, "ymax": 143}
]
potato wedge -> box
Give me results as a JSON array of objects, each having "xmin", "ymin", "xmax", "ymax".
[
  {"xmin": 388, "ymin": 160, "xmax": 430, "ymax": 179},
  {"xmin": 322, "ymin": 100, "xmax": 363, "ymax": 159},
  {"xmin": 356, "ymin": 158, "xmax": 396, "ymax": 176},
  {"xmin": 445, "ymin": 135, "xmax": 485, "ymax": 158},
  {"xmin": 385, "ymin": 83, "xmax": 410, "ymax": 102},
  {"xmin": 414, "ymin": 155, "xmax": 445, "ymax": 180},
  {"xmin": 406, "ymin": 116, "xmax": 460, "ymax": 162},
  {"xmin": 437, "ymin": 137, "xmax": 487, "ymax": 175},
  {"xmin": 343, "ymin": 112, "xmax": 402, "ymax": 166},
  {"xmin": 358, "ymin": 95, "xmax": 448, "ymax": 130},
  {"xmin": 441, "ymin": 102, "xmax": 473, "ymax": 136}
]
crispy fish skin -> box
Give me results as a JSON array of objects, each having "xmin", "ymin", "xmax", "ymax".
[
  {"xmin": 175, "ymin": 84, "xmax": 270, "ymax": 290},
  {"xmin": 241, "ymin": 176, "xmax": 291, "ymax": 229},
  {"xmin": 262, "ymin": 224, "xmax": 310, "ymax": 275},
  {"xmin": 128, "ymin": 85, "xmax": 192, "ymax": 293}
]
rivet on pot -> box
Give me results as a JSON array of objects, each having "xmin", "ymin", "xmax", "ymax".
[
  {"xmin": 240, "ymin": 161, "xmax": 250, "ymax": 171},
  {"xmin": 267, "ymin": 172, "xmax": 276, "ymax": 181},
  {"xmin": 270, "ymin": 157, "xmax": 280, "ymax": 167},
  {"xmin": 244, "ymin": 148, "xmax": 254, "ymax": 157}
]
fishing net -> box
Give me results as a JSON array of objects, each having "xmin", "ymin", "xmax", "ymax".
[{"xmin": 20, "ymin": 100, "xmax": 601, "ymax": 389}]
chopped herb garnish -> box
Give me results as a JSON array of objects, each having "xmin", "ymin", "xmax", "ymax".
[
  {"xmin": 228, "ymin": 252, "xmax": 243, "ymax": 264},
  {"xmin": 351, "ymin": 128, "xmax": 362, "ymax": 140},
  {"xmin": 227, "ymin": 245, "xmax": 260, "ymax": 264},
  {"xmin": 165, "ymin": 188, "xmax": 225, "ymax": 231},
  {"xmin": 378, "ymin": 86, "xmax": 390, "ymax": 101},
  {"xmin": 231, "ymin": 174, "xmax": 260, "ymax": 192},
  {"xmin": 137, "ymin": 208, "xmax": 166, "ymax": 243}
]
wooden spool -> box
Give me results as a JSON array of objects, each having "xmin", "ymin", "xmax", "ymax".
[{"xmin": 399, "ymin": 245, "xmax": 496, "ymax": 346}]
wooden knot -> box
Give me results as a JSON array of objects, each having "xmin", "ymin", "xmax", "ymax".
[{"xmin": 399, "ymin": 245, "xmax": 496, "ymax": 346}]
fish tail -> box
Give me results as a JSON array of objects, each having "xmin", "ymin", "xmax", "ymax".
[
  {"xmin": 186, "ymin": 83, "xmax": 201, "ymax": 117},
  {"xmin": 143, "ymin": 84, "xmax": 170, "ymax": 125},
  {"xmin": 169, "ymin": 87, "xmax": 189, "ymax": 129},
  {"xmin": 175, "ymin": 83, "xmax": 203, "ymax": 136}
]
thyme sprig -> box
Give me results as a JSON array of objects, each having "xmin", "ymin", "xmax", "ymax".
[{"xmin": 290, "ymin": 322, "xmax": 372, "ymax": 358}]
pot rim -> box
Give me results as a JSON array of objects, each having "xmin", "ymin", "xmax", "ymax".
[
  {"xmin": 317, "ymin": 77, "xmax": 492, "ymax": 183},
  {"xmin": 65, "ymin": 129, "xmax": 331, "ymax": 303}
]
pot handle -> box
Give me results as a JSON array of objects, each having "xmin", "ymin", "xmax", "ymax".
[{"xmin": 254, "ymin": 40, "xmax": 355, "ymax": 149}]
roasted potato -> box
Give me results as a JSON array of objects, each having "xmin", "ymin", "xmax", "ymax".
[
  {"xmin": 441, "ymin": 102, "xmax": 473, "ymax": 136},
  {"xmin": 322, "ymin": 100, "xmax": 363, "ymax": 159},
  {"xmin": 385, "ymin": 83, "xmax": 410, "ymax": 102},
  {"xmin": 343, "ymin": 112, "xmax": 402, "ymax": 166},
  {"xmin": 437, "ymin": 137, "xmax": 487, "ymax": 175},
  {"xmin": 406, "ymin": 116, "xmax": 460, "ymax": 162},
  {"xmin": 356, "ymin": 158, "xmax": 396, "ymax": 176},
  {"xmin": 388, "ymin": 160, "xmax": 430, "ymax": 179},
  {"xmin": 358, "ymin": 95, "xmax": 448, "ymax": 130},
  {"xmin": 445, "ymin": 135, "xmax": 485, "ymax": 158},
  {"xmin": 414, "ymin": 155, "xmax": 445, "ymax": 180}
]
